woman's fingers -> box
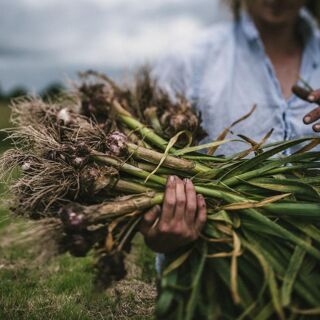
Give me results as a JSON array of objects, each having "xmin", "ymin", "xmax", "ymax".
[
  {"xmin": 174, "ymin": 177, "xmax": 186, "ymax": 221},
  {"xmin": 293, "ymin": 86, "xmax": 320, "ymax": 103},
  {"xmin": 303, "ymin": 106, "xmax": 320, "ymax": 125},
  {"xmin": 139, "ymin": 205, "xmax": 161, "ymax": 236},
  {"xmin": 144, "ymin": 175, "xmax": 205, "ymax": 246},
  {"xmin": 159, "ymin": 176, "xmax": 176, "ymax": 232},
  {"xmin": 294, "ymin": 87, "xmax": 320, "ymax": 130},
  {"xmin": 312, "ymin": 123, "xmax": 320, "ymax": 132},
  {"xmin": 141, "ymin": 179, "xmax": 207, "ymax": 253},
  {"xmin": 195, "ymin": 195, "xmax": 207, "ymax": 234},
  {"xmin": 308, "ymin": 89, "xmax": 320, "ymax": 102},
  {"xmin": 184, "ymin": 179, "xmax": 197, "ymax": 225},
  {"xmin": 303, "ymin": 105, "xmax": 320, "ymax": 132}
]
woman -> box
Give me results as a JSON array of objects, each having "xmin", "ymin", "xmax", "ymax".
[{"xmin": 140, "ymin": 0, "xmax": 320, "ymax": 255}]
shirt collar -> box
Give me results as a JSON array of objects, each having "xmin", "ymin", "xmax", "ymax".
[
  {"xmin": 239, "ymin": 10, "xmax": 260, "ymax": 43},
  {"xmin": 239, "ymin": 7, "xmax": 320, "ymax": 66},
  {"xmin": 298, "ymin": 7, "xmax": 319, "ymax": 40},
  {"xmin": 298, "ymin": 8, "xmax": 320, "ymax": 68}
]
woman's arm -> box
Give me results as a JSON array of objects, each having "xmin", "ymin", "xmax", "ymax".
[{"xmin": 139, "ymin": 176, "xmax": 207, "ymax": 254}]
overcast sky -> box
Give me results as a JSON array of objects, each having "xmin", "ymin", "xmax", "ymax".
[{"xmin": 0, "ymin": 0, "xmax": 229, "ymax": 92}]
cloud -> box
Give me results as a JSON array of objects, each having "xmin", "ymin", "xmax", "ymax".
[{"xmin": 0, "ymin": 0, "xmax": 228, "ymax": 91}]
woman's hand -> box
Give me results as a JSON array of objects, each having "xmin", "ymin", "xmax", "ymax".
[
  {"xmin": 302, "ymin": 89, "xmax": 320, "ymax": 132},
  {"xmin": 139, "ymin": 176, "xmax": 207, "ymax": 254}
]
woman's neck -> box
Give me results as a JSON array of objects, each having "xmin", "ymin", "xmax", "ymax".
[
  {"xmin": 249, "ymin": 14, "xmax": 304, "ymax": 99},
  {"xmin": 253, "ymin": 17, "xmax": 302, "ymax": 54}
]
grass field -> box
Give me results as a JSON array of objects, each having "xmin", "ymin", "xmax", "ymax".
[
  {"xmin": 0, "ymin": 102, "xmax": 11, "ymax": 129},
  {"xmin": 0, "ymin": 103, "xmax": 157, "ymax": 319}
]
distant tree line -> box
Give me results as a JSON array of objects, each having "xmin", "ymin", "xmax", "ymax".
[{"xmin": 0, "ymin": 82, "xmax": 65, "ymax": 104}]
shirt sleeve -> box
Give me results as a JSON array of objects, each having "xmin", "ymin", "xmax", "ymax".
[
  {"xmin": 151, "ymin": 48, "xmax": 194, "ymax": 101},
  {"xmin": 151, "ymin": 23, "xmax": 232, "ymax": 103}
]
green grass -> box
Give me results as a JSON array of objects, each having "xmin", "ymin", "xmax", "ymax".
[
  {"xmin": 0, "ymin": 205, "xmax": 157, "ymax": 319},
  {"xmin": 0, "ymin": 102, "xmax": 11, "ymax": 147},
  {"xmin": 0, "ymin": 102, "xmax": 11, "ymax": 130},
  {"xmin": 0, "ymin": 137, "xmax": 157, "ymax": 319}
]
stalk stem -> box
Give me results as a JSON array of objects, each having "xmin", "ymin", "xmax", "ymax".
[
  {"xmin": 92, "ymin": 151, "xmax": 167, "ymax": 185},
  {"xmin": 84, "ymin": 193, "xmax": 164, "ymax": 224},
  {"xmin": 114, "ymin": 179, "xmax": 154, "ymax": 194},
  {"xmin": 135, "ymin": 162, "xmax": 186, "ymax": 176},
  {"xmin": 223, "ymin": 163, "xmax": 320, "ymax": 187},
  {"xmin": 143, "ymin": 106, "xmax": 163, "ymax": 135},
  {"xmin": 112, "ymin": 100, "xmax": 169, "ymax": 151},
  {"xmin": 127, "ymin": 143, "xmax": 210, "ymax": 173},
  {"xmin": 112, "ymin": 101, "xmax": 211, "ymax": 173}
]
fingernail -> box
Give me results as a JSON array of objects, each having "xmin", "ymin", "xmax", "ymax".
[
  {"xmin": 314, "ymin": 124, "xmax": 320, "ymax": 131},
  {"xmin": 309, "ymin": 95, "xmax": 315, "ymax": 101},
  {"xmin": 183, "ymin": 178, "xmax": 188, "ymax": 185},
  {"xmin": 169, "ymin": 176, "xmax": 175, "ymax": 183},
  {"xmin": 304, "ymin": 116, "xmax": 311, "ymax": 124},
  {"xmin": 198, "ymin": 195, "xmax": 206, "ymax": 206}
]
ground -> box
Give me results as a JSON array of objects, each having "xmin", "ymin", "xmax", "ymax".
[{"xmin": 0, "ymin": 102, "xmax": 157, "ymax": 320}]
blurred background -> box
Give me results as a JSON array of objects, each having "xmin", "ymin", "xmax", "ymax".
[
  {"xmin": 0, "ymin": 2, "xmax": 230, "ymax": 319},
  {"xmin": 0, "ymin": 0, "xmax": 229, "ymax": 96}
]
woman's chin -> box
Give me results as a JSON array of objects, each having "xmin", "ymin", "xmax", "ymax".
[
  {"xmin": 246, "ymin": 0, "xmax": 306, "ymax": 28},
  {"xmin": 259, "ymin": 13, "xmax": 296, "ymax": 26}
]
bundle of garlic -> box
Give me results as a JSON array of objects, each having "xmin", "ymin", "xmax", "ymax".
[{"xmin": 2, "ymin": 70, "xmax": 320, "ymax": 319}]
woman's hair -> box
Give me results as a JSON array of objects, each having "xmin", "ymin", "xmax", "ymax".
[
  {"xmin": 227, "ymin": 0, "xmax": 241, "ymax": 19},
  {"xmin": 226, "ymin": 0, "xmax": 320, "ymax": 23},
  {"xmin": 306, "ymin": 0, "xmax": 320, "ymax": 22}
]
